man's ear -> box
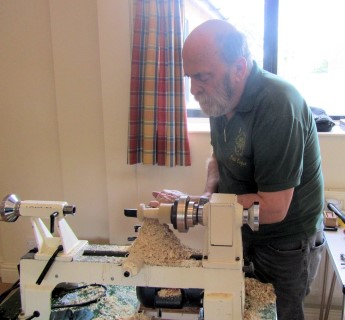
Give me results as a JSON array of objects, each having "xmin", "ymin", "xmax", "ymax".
[{"xmin": 234, "ymin": 57, "xmax": 247, "ymax": 80}]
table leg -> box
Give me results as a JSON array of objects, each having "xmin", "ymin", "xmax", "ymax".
[
  {"xmin": 320, "ymin": 252, "xmax": 329, "ymax": 320},
  {"xmin": 324, "ymin": 271, "xmax": 336, "ymax": 320},
  {"xmin": 341, "ymin": 290, "xmax": 345, "ymax": 320}
]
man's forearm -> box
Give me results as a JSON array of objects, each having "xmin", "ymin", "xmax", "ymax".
[
  {"xmin": 237, "ymin": 188, "xmax": 294, "ymax": 224},
  {"xmin": 150, "ymin": 153, "xmax": 219, "ymax": 204},
  {"xmin": 203, "ymin": 153, "xmax": 219, "ymax": 198}
]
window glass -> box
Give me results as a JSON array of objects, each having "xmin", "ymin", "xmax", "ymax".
[{"xmin": 278, "ymin": 0, "xmax": 345, "ymax": 117}]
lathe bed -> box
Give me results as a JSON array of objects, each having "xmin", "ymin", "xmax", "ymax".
[
  {"xmin": 20, "ymin": 244, "xmax": 276, "ymax": 320},
  {"xmin": 20, "ymin": 243, "xmax": 234, "ymax": 319}
]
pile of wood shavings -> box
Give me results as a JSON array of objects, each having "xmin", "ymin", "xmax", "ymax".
[
  {"xmin": 244, "ymin": 278, "xmax": 276, "ymax": 320},
  {"xmin": 51, "ymin": 284, "xmax": 139, "ymax": 320},
  {"xmin": 157, "ymin": 288, "xmax": 181, "ymax": 298},
  {"xmin": 127, "ymin": 218, "xmax": 198, "ymax": 266},
  {"xmin": 92, "ymin": 295, "xmax": 137, "ymax": 319},
  {"xmin": 52, "ymin": 285, "xmax": 106, "ymax": 309}
]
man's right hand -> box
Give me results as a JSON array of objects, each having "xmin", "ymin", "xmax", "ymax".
[{"xmin": 149, "ymin": 189, "xmax": 186, "ymax": 207}]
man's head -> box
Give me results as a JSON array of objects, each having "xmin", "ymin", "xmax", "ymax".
[{"xmin": 182, "ymin": 20, "xmax": 252, "ymax": 118}]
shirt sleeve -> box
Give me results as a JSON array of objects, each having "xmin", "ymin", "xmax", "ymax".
[{"xmin": 252, "ymin": 98, "xmax": 306, "ymax": 192}]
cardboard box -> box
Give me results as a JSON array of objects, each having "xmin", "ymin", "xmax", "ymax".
[{"xmin": 324, "ymin": 211, "xmax": 338, "ymax": 227}]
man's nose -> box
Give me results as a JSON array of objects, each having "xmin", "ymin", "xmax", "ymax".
[{"xmin": 190, "ymin": 78, "xmax": 203, "ymax": 96}]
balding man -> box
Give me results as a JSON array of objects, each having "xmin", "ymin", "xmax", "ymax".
[{"xmin": 154, "ymin": 19, "xmax": 325, "ymax": 320}]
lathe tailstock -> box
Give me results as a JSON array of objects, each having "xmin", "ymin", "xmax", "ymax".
[{"xmin": 0, "ymin": 193, "xmax": 259, "ymax": 319}]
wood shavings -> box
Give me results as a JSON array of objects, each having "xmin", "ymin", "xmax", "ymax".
[
  {"xmin": 52, "ymin": 284, "xmax": 107, "ymax": 309},
  {"xmin": 91, "ymin": 286, "xmax": 139, "ymax": 319},
  {"xmin": 120, "ymin": 313, "xmax": 153, "ymax": 320},
  {"xmin": 51, "ymin": 284, "xmax": 139, "ymax": 320},
  {"xmin": 74, "ymin": 244, "xmax": 129, "ymax": 264},
  {"xmin": 127, "ymin": 219, "xmax": 198, "ymax": 266},
  {"xmin": 179, "ymin": 259, "xmax": 201, "ymax": 267},
  {"xmin": 244, "ymin": 278, "xmax": 276, "ymax": 320},
  {"xmin": 157, "ymin": 288, "xmax": 181, "ymax": 298},
  {"xmin": 93, "ymin": 295, "xmax": 137, "ymax": 319}
]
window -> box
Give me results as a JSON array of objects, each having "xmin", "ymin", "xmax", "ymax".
[
  {"xmin": 185, "ymin": 0, "xmax": 344, "ymax": 119},
  {"xmin": 278, "ymin": 0, "xmax": 345, "ymax": 118}
]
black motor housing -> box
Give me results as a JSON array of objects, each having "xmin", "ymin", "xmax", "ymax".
[{"xmin": 136, "ymin": 286, "xmax": 203, "ymax": 309}]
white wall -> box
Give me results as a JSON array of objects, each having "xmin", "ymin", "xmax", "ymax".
[
  {"xmin": 0, "ymin": 0, "xmax": 345, "ymax": 284},
  {"xmin": 319, "ymin": 133, "xmax": 345, "ymax": 189}
]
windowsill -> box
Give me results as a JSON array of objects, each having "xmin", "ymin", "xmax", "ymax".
[
  {"xmin": 187, "ymin": 117, "xmax": 210, "ymax": 133},
  {"xmin": 318, "ymin": 121, "xmax": 345, "ymax": 136},
  {"xmin": 188, "ymin": 118, "xmax": 345, "ymax": 136}
]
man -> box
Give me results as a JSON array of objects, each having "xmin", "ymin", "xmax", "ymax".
[{"xmin": 153, "ymin": 20, "xmax": 325, "ymax": 320}]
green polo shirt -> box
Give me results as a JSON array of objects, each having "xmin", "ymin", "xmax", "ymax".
[{"xmin": 210, "ymin": 62, "xmax": 324, "ymax": 244}]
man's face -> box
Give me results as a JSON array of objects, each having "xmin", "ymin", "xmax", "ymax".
[
  {"xmin": 194, "ymin": 71, "xmax": 233, "ymax": 117},
  {"xmin": 183, "ymin": 47, "xmax": 236, "ymax": 118}
]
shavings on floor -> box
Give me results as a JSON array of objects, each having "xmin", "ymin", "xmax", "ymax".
[
  {"xmin": 119, "ymin": 313, "xmax": 153, "ymax": 320},
  {"xmin": 51, "ymin": 284, "xmax": 139, "ymax": 320},
  {"xmin": 52, "ymin": 284, "xmax": 106, "ymax": 308},
  {"xmin": 93, "ymin": 295, "xmax": 137, "ymax": 319},
  {"xmin": 244, "ymin": 278, "xmax": 276, "ymax": 320},
  {"xmin": 50, "ymin": 279, "xmax": 276, "ymax": 319}
]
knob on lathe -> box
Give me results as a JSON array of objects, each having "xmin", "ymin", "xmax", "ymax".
[{"xmin": 0, "ymin": 194, "xmax": 21, "ymax": 222}]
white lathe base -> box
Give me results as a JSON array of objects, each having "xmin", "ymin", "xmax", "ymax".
[{"xmin": 19, "ymin": 252, "xmax": 244, "ymax": 319}]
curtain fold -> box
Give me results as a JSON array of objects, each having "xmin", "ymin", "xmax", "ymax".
[{"xmin": 127, "ymin": 0, "xmax": 191, "ymax": 167}]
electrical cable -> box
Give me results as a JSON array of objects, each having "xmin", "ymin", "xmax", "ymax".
[
  {"xmin": 25, "ymin": 310, "xmax": 40, "ymax": 319},
  {"xmin": 51, "ymin": 284, "xmax": 107, "ymax": 309},
  {"xmin": 36, "ymin": 245, "xmax": 63, "ymax": 285},
  {"xmin": 0, "ymin": 279, "xmax": 20, "ymax": 304}
]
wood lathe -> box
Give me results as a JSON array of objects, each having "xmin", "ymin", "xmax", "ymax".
[{"xmin": 0, "ymin": 193, "xmax": 261, "ymax": 319}]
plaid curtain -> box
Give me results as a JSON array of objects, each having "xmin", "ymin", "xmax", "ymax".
[{"xmin": 127, "ymin": 0, "xmax": 191, "ymax": 167}]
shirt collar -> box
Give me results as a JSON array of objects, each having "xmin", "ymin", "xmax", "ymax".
[
  {"xmin": 235, "ymin": 60, "xmax": 264, "ymax": 113},
  {"xmin": 210, "ymin": 61, "xmax": 265, "ymax": 124}
]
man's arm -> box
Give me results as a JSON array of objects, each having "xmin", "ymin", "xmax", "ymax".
[
  {"xmin": 150, "ymin": 153, "xmax": 219, "ymax": 205},
  {"xmin": 237, "ymin": 188, "xmax": 294, "ymax": 224},
  {"xmin": 150, "ymin": 152, "xmax": 293, "ymax": 225},
  {"xmin": 202, "ymin": 152, "xmax": 219, "ymax": 198},
  {"xmin": 185, "ymin": 152, "xmax": 220, "ymax": 202},
  {"xmin": 204, "ymin": 152, "xmax": 293, "ymax": 224}
]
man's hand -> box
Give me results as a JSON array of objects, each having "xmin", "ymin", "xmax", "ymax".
[{"xmin": 149, "ymin": 189, "xmax": 186, "ymax": 207}]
